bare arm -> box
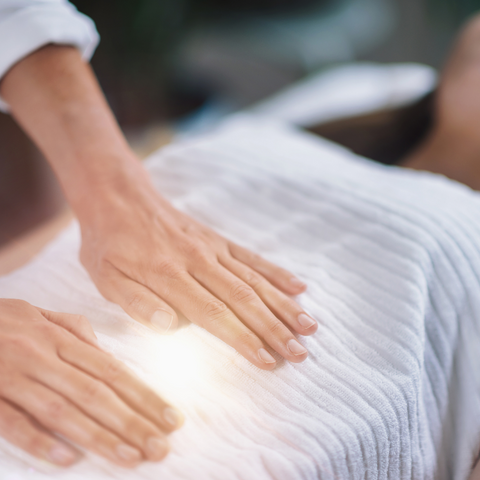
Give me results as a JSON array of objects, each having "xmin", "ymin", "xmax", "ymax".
[
  {"xmin": 0, "ymin": 45, "xmax": 141, "ymax": 216},
  {"xmin": 0, "ymin": 45, "xmax": 317, "ymax": 370},
  {"xmin": 402, "ymin": 14, "xmax": 480, "ymax": 190}
]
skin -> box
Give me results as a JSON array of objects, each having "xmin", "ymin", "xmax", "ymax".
[
  {"xmin": 403, "ymin": 15, "xmax": 480, "ymax": 477},
  {"xmin": 470, "ymin": 455, "xmax": 480, "ymax": 480},
  {"xmin": 0, "ymin": 45, "xmax": 317, "ymax": 370},
  {"xmin": 0, "ymin": 44, "xmax": 317, "ymax": 466},
  {"xmin": 0, "ymin": 298, "xmax": 182, "ymax": 467},
  {"xmin": 402, "ymin": 14, "xmax": 480, "ymax": 190},
  {"xmin": 1, "ymin": 10, "xmax": 480, "ymax": 475}
]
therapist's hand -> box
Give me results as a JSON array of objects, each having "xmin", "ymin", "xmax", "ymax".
[
  {"xmin": 0, "ymin": 299, "xmax": 182, "ymax": 468},
  {"xmin": 1, "ymin": 45, "xmax": 317, "ymax": 371},
  {"xmin": 77, "ymin": 166, "xmax": 317, "ymax": 370}
]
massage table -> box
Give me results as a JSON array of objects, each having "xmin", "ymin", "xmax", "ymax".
[{"xmin": 0, "ymin": 64, "xmax": 479, "ymax": 480}]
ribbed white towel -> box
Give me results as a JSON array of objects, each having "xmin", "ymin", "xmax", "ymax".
[{"xmin": 0, "ymin": 117, "xmax": 480, "ymax": 480}]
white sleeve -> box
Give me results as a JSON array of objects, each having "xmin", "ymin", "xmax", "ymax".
[{"xmin": 0, "ymin": 0, "xmax": 100, "ymax": 112}]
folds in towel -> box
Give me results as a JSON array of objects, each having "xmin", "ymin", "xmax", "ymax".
[{"xmin": 0, "ymin": 117, "xmax": 479, "ymax": 480}]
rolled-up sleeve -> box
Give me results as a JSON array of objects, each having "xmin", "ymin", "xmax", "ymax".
[{"xmin": 0, "ymin": 0, "xmax": 99, "ymax": 111}]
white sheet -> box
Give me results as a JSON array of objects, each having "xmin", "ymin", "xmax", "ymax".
[
  {"xmin": 0, "ymin": 116, "xmax": 479, "ymax": 479},
  {"xmin": 249, "ymin": 63, "xmax": 437, "ymax": 126}
]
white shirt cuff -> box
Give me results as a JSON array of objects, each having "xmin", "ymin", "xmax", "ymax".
[{"xmin": 0, "ymin": 1, "xmax": 99, "ymax": 112}]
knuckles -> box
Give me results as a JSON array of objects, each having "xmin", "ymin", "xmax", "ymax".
[
  {"xmin": 72, "ymin": 314, "xmax": 90, "ymax": 329},
  {"xmin": 0, "ymin": 334, "xmax": 46, "ymax": 361},
  {"xmin": 243, "ymin": 270, "xmax": 263, "ymax": 288},
  {"xmin": 121, "ymin": 414, "xmax": 147, "ymax": 435},
  {"xmin": 178, "ymin": 234, "xmax": 217, "ymax": 267},
  {"xmin": 0, "ymin": 371, "xmax": 20, "ymax": 395},
  {"xmin": 153, "ymin": 260, "xmax": 185, "ymax": 281},
  {"xmin": 126, "ymin": 292, "xmax": 148, "ymax": 315},
  {"xmin": 44, "ymin": 399, "xmax": 68, "ymax": 420},
  {"xmin": 100, "ymin": 359, "xmax": 125, "ymax": 384},
  {"xmin": 35, "ymin": 320, "xmax": 62, "ymax": 337},
  {"xmin": 202, "ymin": 300, "xmax": 229, "ymax": 324},
  {"xmin": 140, "ymin": 389, "xmax": 166, "ymax": 410},
  {"xmin": 0, "ymin": 405, "xmax": 25, "ymax": 432},
  {"xmin": 235, "ymin": 247, "xmax": 262, "ymax": 265},
  {"xmin": 235, "ymin": 330, "xmax": 258, "ymax": 348},
  {"xmin": 180, "ymin": 239, "xmax": 206, "ymax": 259},
  {"xmin": 87, "ymin": 426, "xmax": 108, "ymax": 446},
  {"xmin": 249, "ymin": 252, "xmax": 262, "ymax": 264},
  {"xmin": 230, "ymin": 283, "xmax": 256, "ymax": 304},
  {"xmin": 266, "ymin": 321, "xmax": 287, "ymax": 337},
  {"xmin": 276, "ymin": 296, "xmax": 297, "ymax": 313},
  {"xmin": 81, "ymin": 379, "xmax": 107, "ymax": 404}
]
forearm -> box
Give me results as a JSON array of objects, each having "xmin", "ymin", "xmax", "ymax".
[
  {"xmin": 402, "ymin": 14, "xmax": 480, "ymax": 191},
  {"xmin": 402, "ymin": 126, "xmax": 480, "ymax": 190},
  {"xmin": 0, "ymin": 44, "xmax": 152, "ymax": 223},
  {"xmin": 0, "ymin": 43, "xmax": 314, "ymax": 368}
]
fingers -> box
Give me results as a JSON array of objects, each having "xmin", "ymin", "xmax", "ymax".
[
  {"xmin": 38, "ymin": 309, "xmax": 99, "ymax": 348},
  {"xmin": 0, "ymin": 301, "xmax": 180, "ymax": 468},
  {"xmin": 228, "ymin": 242, "xmax": 307, "ymax": 295},
  {"xmin": 192, "ymin": 263, "xmax": 309, "ymax": 363},
  {"xmin": 31, "ymin": 358, "xmax": 170, "ymax": 462},
  {"xmin": 55, "ymin": 339, "xmax": 183, "ymax": 433},
  {"xmin": 150, "ymin": 269, "xmax": 278, "ymax": 370},
  {"xmin": 99, "ymin": 265, "xmax": 178, "ymax": 334},
  {"xmin": 3, "ymin": 377, "xmax": 147, "ymax": 468},
  {"xmin": 0, "ymin": 398, "xmax": 79, "ymax": 467},
  {"xmin": 220, "ymin": 257, "xmax": 318, "ymax": 336},
  {"xmin": 96, "ymin": 244, "xmax": 310, "ymax": 367},
  {"xmin": 96, "ymin": 257, "xmax": 279, "ymax": 369}
]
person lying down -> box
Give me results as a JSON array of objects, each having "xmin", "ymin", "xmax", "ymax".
[
  {"xmin": 2, "ymin": 110, "xmax": 480, "ymax": 480},
  {"xmin": 1, "ymin": 5, "xmax": 480, "ymax": 480}
]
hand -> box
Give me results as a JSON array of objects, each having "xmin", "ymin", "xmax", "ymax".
[
  {"xmin": 79, "ymin": 170, "xmax": 317, "ymax": 370},
  {"xmin": 0, "ymin": 45, "xmax": 317, "ymax": 370},
  {"xmin": 0, "ymin": 299, "xmax": 183, "ymax": 468}
]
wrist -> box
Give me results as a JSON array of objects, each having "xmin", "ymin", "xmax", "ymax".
[{"xmin": 68, "ymin": 152, "xmax": 158, "ymax": 224}]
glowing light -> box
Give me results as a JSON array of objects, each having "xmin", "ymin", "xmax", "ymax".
[
  {"xmin": 122, "ymin": 322, "xmax": 251, "ymax": 415},
  {"xmin": 150, "ymin": 333, "xmax": 207, "ymax": 390}
]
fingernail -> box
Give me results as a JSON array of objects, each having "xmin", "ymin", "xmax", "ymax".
[
  {"xmin": 290, "ymin": 277, "xmax": 307, "ymax": 289},
  {"xmin": 287, "ymin": 338, "xmax": 308, "ymax": 356},
  {"xmin": 146, "ymin": 436, "xmax": 169, "ymax": 461},
  {"xmin": 298, "ymin": 313, "xmax": 316, "ymax": 329},
  {"xmin": 164, "ymin": 407, "xmax": 182, "ymax": 428},
  {"xmin": 150, "ymin": 310, "xmax": 173, "ymax": 334},
  {"xmin": 258, "ymin": 348, "xmax": 276, "ymax": 364},
  {"xmin": 116, "ymin": 444, "xmax": 142, "ymax": 463},
  {"xmin": 48, "ymin": 444, "xmax": 78, "ymax": 466}
]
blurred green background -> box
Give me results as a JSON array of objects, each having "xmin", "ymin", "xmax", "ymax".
[
  {"xmin": 2, "ymin": 0, "xmax": 480, "ymax": 247},
  {"xmin": 73, "ymin": 0, "xmax": 480, "ymax": 128}
]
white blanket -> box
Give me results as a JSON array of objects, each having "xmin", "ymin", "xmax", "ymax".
[{"xmin": 1, "ymin": 117, "xmax": 480, "ymax": 480}]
